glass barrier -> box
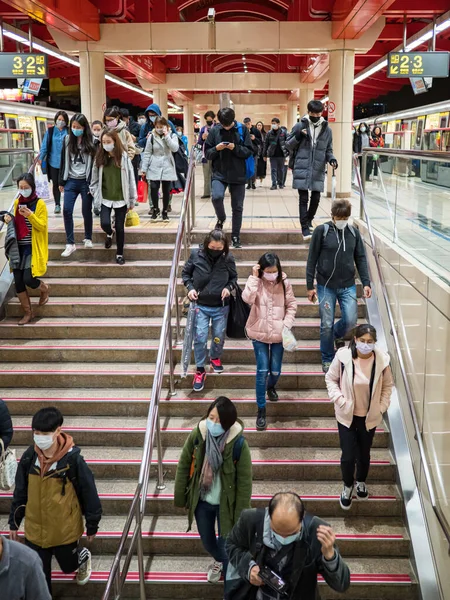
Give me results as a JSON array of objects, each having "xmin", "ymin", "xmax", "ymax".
[
  {"xmin": 358, "ymin": 149, "xmax": 450, "ymax": 285},
  {"xmin": 0, "ymin": 149, "xmax": 36, "ymax": 213}
]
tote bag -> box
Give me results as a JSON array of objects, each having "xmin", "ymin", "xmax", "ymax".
[
  {"xmin": 0, "ymin": 439, "xmax": 17, "ymax": 490},
  {"xmin": 226, "ymin": 285, "xmax": 250, "ymax": 339}
]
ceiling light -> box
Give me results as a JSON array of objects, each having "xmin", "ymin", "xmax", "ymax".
[
  {"xmin": 353, "ymin": 60, "xmax": 388, "ymax": 85},
  {"xmin": 248, "ymin": 90, "xmax": 251, "ymax": 93}
]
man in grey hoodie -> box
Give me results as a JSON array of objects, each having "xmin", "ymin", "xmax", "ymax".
[{"xmin": 0, "ymin": 535, "xmax": 51, "ymax": 600}]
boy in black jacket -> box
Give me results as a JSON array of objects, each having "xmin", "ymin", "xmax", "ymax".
[
  {"xmin": 306, "ymin": 199, "xmax": 371, "ymax": 373},
  {"xmin": 9, "ymin": 407, "xmax": 102, "ymax": 593}
]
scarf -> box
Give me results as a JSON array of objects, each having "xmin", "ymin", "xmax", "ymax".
[
  {"xmin": 200, "ymin": 426, "xmax": 230, "ymax": 497},
  {"xmin": 307, "ymin": 116, "xmax": 325, "ymax": 146},
  {"xmin": 15, "ymin": 192, "xmax": 38, "ymax": 241},
  {"xmin": 35, "ymin": 431, "xmax": 75, "ymax": 477}
]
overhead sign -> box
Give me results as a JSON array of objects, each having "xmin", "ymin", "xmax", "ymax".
[
  {"xmin": 0, "ymin": 53, "xmax": 48, "ymax": 79},
  {"xmin": 22, "ymin": 78, "xmax": 43, "ymax": 95},
  {"xmin": 388, "ymin": 52, "xmax": 449, "ymax": 79}
]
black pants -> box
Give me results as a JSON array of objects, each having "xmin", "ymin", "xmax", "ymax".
[
  {"xmin": 13, "ymin": 268, "xmax": 41, "ymax": 293},
  {"xmin": 150, "ymin": 180, "xmax": 171, "ymax": 212},
  {"xmin": 26, "ymin": 538, "xmax": 80, "ymax": 593},
  {"xmin": 211, "ymin": 179, "xmax": 245, "ymax": 238},
  {"xmin": 298, "ymin": 190, "xmax": 321, "ymax": 232},
  {"xmin": 100, "ymin": 204, "xmax": 127, "ymax": 255},
  {"xmin": 270, "ymin": 156, "xmax": 285, "ymax": 187},
  {"xmin": 47, "ymin": 164, "xmax": 61, "ymax": 207},
  {"xmin": 338, "ymin": 416, "xmax": 376, "ymax": 487}
]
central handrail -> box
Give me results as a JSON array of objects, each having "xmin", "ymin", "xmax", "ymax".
[
  {"xmin": 102, "ymin": 150, "xmax": 197, "ymax": 600},
  {"xmin": 354, "ymin": 152, "xmax": 450, "ymax": 552}
]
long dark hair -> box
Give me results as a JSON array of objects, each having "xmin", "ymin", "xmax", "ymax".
[
  {"xmin": 95, "ymin": 129, "xmax": 125, "ymax": 168},
  {"xmin": 372, "ymin": 126, "xmax": 382, "ymax": 138},
  {"xmin": 350, "ymin": 323, "xmax": 377, "ymax": 358},
  {"xmin": 54, "ymin": 110, "xmax": 69, "ymax": 126},
  {"xmin": 358, "ymin": 122, "xmax": 369, "ymax": 135},
  {"xmin": 258, "ymin": 252, "xmax": 284, "ymax": 290},
  {"xmin": 68, "ymin": 113, "xmax": 95, "ymax": 156},
  {"xmin": 203, "ymin": 229, "xmax": 229, "ymax": 256},
  {"xmin": 204, "ymin": 396, "xmax": 237, "ymax": 432},
  {"xmin": 17, "ymin": 172, "xmax": 36, "ymax": 195}
]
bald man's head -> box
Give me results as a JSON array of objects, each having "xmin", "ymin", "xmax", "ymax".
[{"xmin": 269, "ymin": 492, "xmax": 304, "ymax": 538}]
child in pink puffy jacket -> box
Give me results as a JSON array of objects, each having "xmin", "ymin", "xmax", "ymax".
[{"xmin": 242, "ymin": 253, "xmax": 297, "ymax": 431}]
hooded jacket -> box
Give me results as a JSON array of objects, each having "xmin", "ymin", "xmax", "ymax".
[
  {"xmin": 140, "ymin": 130, "xmax": 179, "ymax": 181},
  {"xmin": 174, "ymin": 419, "xmax": 252, "ymax": 536},
  {"xmin": 325, "ymin": 346, "xmax": 394, "ymax": 430},
  {"xmin": 204, "ymin": 122, "xmax": 254, "ymax": 185},
  {"xmin": 90, "ymin": 151, "xmax": 137, "ymax": 211},
  {"xmin": 242, "ymin": 273, "xmax": 297, "ymax": 343},
  {"xmin": 138, "ymin": 103, "xmax": 177, "ymax": 148},
  {"xmin": 113, "ymin": 120, "xmax": 136, "ymax": 160}
]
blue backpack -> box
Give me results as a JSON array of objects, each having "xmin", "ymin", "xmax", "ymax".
[{"xmin": 236, "ymin": 122, "xmax": 255, "ymax": 180}]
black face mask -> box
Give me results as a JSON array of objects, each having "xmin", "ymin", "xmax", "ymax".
[
  {"xmin": 309, "ymin": 116, "xmax": 321, "ymax": 124},
  {"xmin": 206, "ymin": 120, "xmax": 213, "ymax": 126},
  {"xmin": 207, "ymin": 248, "xmax": 223, "ymax": 259}
]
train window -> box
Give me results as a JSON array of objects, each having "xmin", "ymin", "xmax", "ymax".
[
  {"xmin": 443, "ymin": 131, "xmax": 450, "ymax": 151},
  {"xmin": 416, "ymin": 120, "xmax": 424, "ymax": 148},
  {"xmin": 37, "ymin": 120, "xmax": 47, "ymax": 145},
  {"xmin": 7, "ymin": 117, "xmax": 17, "ymax": 129}
]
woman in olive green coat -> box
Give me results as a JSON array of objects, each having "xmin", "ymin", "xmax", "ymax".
[{"xmin": 174, "ymin": 396, "xmax": 252, "ymax": 584}]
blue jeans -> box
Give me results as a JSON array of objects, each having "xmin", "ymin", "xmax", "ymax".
[
  {"xmin": 194, "ymin": 304, "xmax": 229, "ymax": 368},
  {"xmin": 63, "ymin": 178, "xmax": 93, "ymax": 244},
  {"xmin": 195, "ymin": 500, "xmax": 228, "ymax": 574},
  {"xmin": 317, "ymin": 285, "xmax": 358, "ymax": 364},
  {"xmin": 252, "ymin": 340, "xmax": 284, "ymax": 408}
]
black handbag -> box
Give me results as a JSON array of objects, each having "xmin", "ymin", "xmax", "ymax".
[{"xmin": 226, "ymin": 285, "xmax": 250, "ymax": 339}]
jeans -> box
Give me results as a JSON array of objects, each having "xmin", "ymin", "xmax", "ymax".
[
  {"xmin": 252, "ymin": 340, "xmax": 284, "ymax": 408},
  {"xmin": 211, "ymin": 179, "xmax": 245, "ymax": 238},
  {"xmin": 338, "ymin": 416, "xmax": 376, "ymax": 487},
  {"xmin": 202, "ymin": 160, "xmax": 212, "ymax": 196},
  {"xmin": 195, "ymin": 500, "xmax": 228, "ymax": 574},
  {"xmin": 48, "ymin": 164, "xmax": 61, "ymax": 206},
  {"xmin": 298, "ymin": 189, "xmax": 321, "ymax": 232},
  {"xmin": 100, "ymin": 204, "xmax": 127, "ymax": 255},
  {"xmin": 150, "ymin": 180, "xmax": 171, "ymax": 212},
  {"xmin": 63, "ymin": 178, "xmax": 93, "ymax": 244},
  {"xmin": 270, "ymin": 156, "xmax": 285, "ymax": 187},
  {"xmin": 194, "ymin": 304, "xmax": 229, "ymax": 368},
  {"xmin": 317, "ymin": 284, "xmax": 358, "ymax": 364}
]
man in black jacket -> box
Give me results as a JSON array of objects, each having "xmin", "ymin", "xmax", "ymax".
[
  {"xmin": 205, "ymin": 107, "xmax": 253, "ymax": 249},
  {"xmin": 225, "ymin": 492, "xmax": 350, "ymax": 600},
  {"xmin": 306, "ymin": 199, "xmax": 372, "ymax": 373},
  {"xmin": 263, "ymin": 118, "xmax": 288, "ymax": 190}
]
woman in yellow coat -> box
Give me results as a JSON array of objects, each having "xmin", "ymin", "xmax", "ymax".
[{"xmin": 1, "ymin": 172, "xmax": 49, "ymax": 325}]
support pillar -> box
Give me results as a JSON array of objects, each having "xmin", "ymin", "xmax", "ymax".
[
  {"xmin": 219, "ymin": 92, "xmax": 231, "ymax": 110},
  {"xmin": 79, "ymin": 51, "xmax": 106, "ymax": 123},
  {"xmin": 280, "ymin": 110, "xmax": 288, "ymax": 129},
  {"xmin": 152, "ymin": 89, "xmax": 168, "ymax": 117},
  {"xmin": 287, "ymin": 101, "xmax": 298, "ymax": 131},
  {"xmin": 183, "ymin": 103, "xmax": 194, "ymax": 150},
  {"xmin": 299, "ymin": 86, "xmax": 314, "ymax": 119},
  {"xmin": 327, "ymin": 49, "xmax": 355, "ymax": 198}
]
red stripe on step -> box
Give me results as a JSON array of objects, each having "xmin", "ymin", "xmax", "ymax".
[
  {"xmin": 0, "ymin": 344, "xmax": 321, "ymax": 350},
  {"xmin": 2, "ymin": 397, "xmax": 331, "ymax": 403},
  {"xmin": 13, "ymin": 426, "xmax": 385, "ymax": 433},
  {"xmin": 30, "ymin": 458, "xmax": 389, "ymax": 466},
  {"xmin": 0, "ymin": 369, "xmax": 324, "ymax": 376}
]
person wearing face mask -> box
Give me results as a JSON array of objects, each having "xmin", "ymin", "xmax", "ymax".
[
  {"xmin": 38, "ymin": 110, "xmax": 69, "ymax": 214},
  {"xmin": 325, "ymin": 324, "xmax": 393, "ymax": 510},
  {"xmin": 182, "ymin": 229, "xmax": 238, "ymax": 391},
  {"xmin": 137, "ymin": 102, "xmax": 178, "ymax": 149},
  {"xmin": 91, "ymin": 120, "xmax": 103, "ymax": 146},
  {"xmin": 102, "ymin": 107, "xmax": 136, "ymax": 161},
  {"xmin": 9, "ymin": 407, "xmax": 102, "ymax": 593},
  {"xmin": 263, "ymin": 117, "xmax": 288, "ymax": 190},
  {"xmin": 198, "ymin": 110, "xmax": 216, "ymax": 198},
  {"xmin": 225, "ymin": 491, "xmax": 350, "ymax": 600},
  {"xmin": 0, "ymin": 173, "xmax": 49, "ymax": 325},
  {"xmin": 174, "ymin": 396, "xmax": 252, "ymax": 584},
  {"xmin": 176, "ymin": 126, "xmax": 189, "ymax": 156},
  {"xmin": 242, "ymin": 253, "xmax": 297, "ymax": 431},
  {"xmin": 90, "ymin": 130, "xmax": 137, "ymax": 265},
  {"xmin": 353, "ymin": 122, "xmax": 373, "ymax": 181},
  {"xmin": 286, "ymin": 100, "xmax": 338, "ymax": 241}
]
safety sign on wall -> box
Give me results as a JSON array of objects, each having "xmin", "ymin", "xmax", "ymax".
[
  {"xmin": 387, "ymin": 52, "xmax": 449, "ymax": 78},
  {"xmin": 328, "ymin": 101, "xmax": 336, "ymax": 123},
  {"xmin": 0, "ymin": 53, "xmax": 48, "ymax": 78}
]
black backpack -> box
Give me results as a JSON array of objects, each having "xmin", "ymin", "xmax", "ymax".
[
  {"xmin": 226, "ymin": 284, "xmax": 250, "ymax": 339},
  {"xmin": 151, "ymin": 133, "xmax": 188, "ymax": 176}
]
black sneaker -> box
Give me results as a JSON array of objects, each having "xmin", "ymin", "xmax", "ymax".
[
  {"xmin": 201, "ymin": 195, "xmax": 211, "ymax": 199},
  {"xmin": 246, "ymin": 184, "xmax": 251, "ymax": 190},
  {"xmin": 116, "ymin": 255, "xmax": 125, "ymax": 265},
  {"xmin": 356, "ymin": 482, "xmax": 369, "ymax": 500},
  {"xmin": 232, "ymin": 236, "xmax": 242, "ymax": 249},
  {"xmin": 340, "ymin": 485, "xmax": 353, "ymax": 510},
  {"xmin": 215, "ymin": 219, "xmax": 224, "ymax": 230},
  {"xmin": 270, "ymin": 185, "xmax": 277, "ymax": 190},
  {"xmin": 279, "ymin": 185, "xmax": 285, "ymax": 189},
  {"xmin": 105, "ymin": 231, "xmax": 114, "ymax": 249},
  {"xmin": 256, "ymin": 407, "xmax": 266, "ymax": 431},
  {"xmin": 335, "ymin": 338, "xmax": 346, "ymax": 351},
  {"xmin": 267, "ymin": 388, "xmax": 278, "ymax": 402},
  {"xmin": 302, "ymin": 228, "xmax": 312, "ymax": 242},
  {"xmin": 150, "ymin": 208, "xmax": 159, "ymax": 221},
  {"xmin": 162, "ymin": 211, "xmax": 169, "ymax": 221},
  {"xmin": 251, "ymin": 183, "xmax": 256, "ymax": 190}
]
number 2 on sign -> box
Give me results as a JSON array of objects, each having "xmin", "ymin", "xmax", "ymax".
[
  {"xmin": 400, "ymin": 55, "xmax": 409, "ymax": 68},
  {"xmin": 26, "ymin": 56, "xmax": 36, "ymax": 69}
]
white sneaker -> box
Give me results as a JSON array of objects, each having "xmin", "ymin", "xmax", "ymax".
[
  {"xmin": 76, "ymin": 547, "xmax": 91, "ymax": 586},
  {"xmin": 83, "ymin": 239, "xmax": 93, "ymax": 248},
  {"xmin": 61, "ymin": 244, "xmax": 76, "ymax": 257},
  {"xmin": 356, "ymin": 481, "xmax": 369, "ymax": 500},
  {"xmin": 207, "ymin": 560, "xmax": 223, "ymax": 583},
  {"xmin": 339, "ymin": 485, "xmax": 354, "ymax": 510}
]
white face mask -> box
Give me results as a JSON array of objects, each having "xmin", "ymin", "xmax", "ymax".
[
  {"xmin": 263, "ymin": 272, "xmax": 278, "ymax": 282},
  {"xmin": 138, "ymin": 118, "xmax": 146, "ymax": 125},
  {"xmin": 334, "ymin": 219, "xmax": 348, "ymax": 230},
  {"xmin": 360, "ymin": 126, "xmax": 366, "ymax": 133},
  {"xmin": 356, "ymin": 341, "xmax": 375, "ymax": 355},
  {"xmin": 271, "ymin": 123, "xmax": 279, "ymax": 130},
  {"xmin": 20, "ymin": 188, "xmax": 32, "ymax": 198},
  {"xmin": 34, "ymin": 433, "xmax": 55, "ymax": 451},
  {"xmin": 103, "ymin": 142, "xmax": 115, "ymax": 152},
  {"xmin": 56, "ymin": 120, "xmax": 65, "ymax": 129},
  {"xmin": 155, "ymin": 128, "xmax": 164, "ymax": 135}
]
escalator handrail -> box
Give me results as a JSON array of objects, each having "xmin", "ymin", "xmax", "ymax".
[{"xmin": 361, "ymin": 147, "xmax": 450, "ymax": 163}]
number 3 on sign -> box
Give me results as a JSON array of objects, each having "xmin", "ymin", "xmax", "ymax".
[
  {"xmin": 413, "ymin": 55, "xmax": 423, "ymax": 69},
  {"xmin": 13, "ymin": 56, "xmax": 23, "ymax": 69}
]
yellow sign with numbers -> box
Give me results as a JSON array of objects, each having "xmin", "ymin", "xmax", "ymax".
[
  {"xmin": 388, "ymin": 52, "xmax": 449, "ymax": 78},
  {"xmin": 0, "ymin": 52, "xmax": 48, "ymax": 78}
]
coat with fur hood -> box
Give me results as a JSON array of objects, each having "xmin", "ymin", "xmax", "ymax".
[
  {"xmin": 115, "ymin": 120, "xmax": 136, "ymax": 160},
  {"xmin": 141, "ymin": 130, "xmax": 179, "ymax": 181},
  {"xmin": 325, "ymin": 346, "xmax": 394, "ymax": 431},
  {"xmin": 174, "ymin": 419, "xmax": 252, "ymax": 536},
  {"xmin": 90, "ymin": 151, "xmax": 137, "ymax": 211},
  {"xmin": 242, "ymin": 273, "xmax": 297, "ymax": 344}
]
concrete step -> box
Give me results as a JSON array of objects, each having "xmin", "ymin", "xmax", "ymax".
[
  {"xmin": 5, "ymin": 296, "xmax": 367, "ymax": 319},
  {"xmin": 10, "ymin": 415, "xmax": 389, "ymax": 448}
]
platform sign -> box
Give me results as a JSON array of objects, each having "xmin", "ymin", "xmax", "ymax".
[
  {"xmin": 0, "ymin": 53, "xmax": 48, "ymax": 79},
  {"xmin": 388, "ymin": 52, "xmax": 449, "ymax": 78}
]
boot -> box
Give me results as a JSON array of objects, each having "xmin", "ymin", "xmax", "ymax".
[
  {"xmin": 38, "ymin": 281, "xmax": 50, "ymax": 306},
  {"xmin": 256, "ymin": 407, "xmax": 267, "ymax": 431},
  {"xmin": 17, "ymin": 291, "xmax": 33, "ymax": 326}
]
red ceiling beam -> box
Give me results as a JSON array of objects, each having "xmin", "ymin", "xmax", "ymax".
[
  {"xmin": 185, "ymin": 1, "xmax": 285, "ymax": 22},
  {"xmin": 1, "ymin": 0, "xmax": 100, "ymax": 41},
  {"xmin": 384, "ymin": 0, "xmax": 450, "ymax": 15},
  {"xmin": 332, "ymin": 0, "xmax": 396, "ymax": 40},
  {"xmin": 378, "ymin": 22, "xmax": 424, "ymax": 41},
  {"xmin": 151, "ymin": 0, "xmax": 179, "ymax": 21},
  {"xmin": 301, "ymin": 54, "xmax": 329, "ymax": 83}
]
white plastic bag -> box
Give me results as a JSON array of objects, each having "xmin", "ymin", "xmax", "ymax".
[
  {"xmin": 0, "ymin": 439, "xmax": 17, "ymax": 490},
  {"xmin": 282, "ymin": 326, "xmax": 297, "ymax": 352},
  {"xmin": 34, "ymin": 164, "xmax": 50, "ymax": 199}
]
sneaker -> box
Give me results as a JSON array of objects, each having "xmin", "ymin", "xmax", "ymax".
[
  {"xmin": 201, "ymin": 195, "xmax": 211, "ymax": 199},
  {"xmin": 162, "ymin": 211, "xmax": 169, "ymax": 221},
  {"xmin": 267, "ymin": 388, "xmax": 279, "ymax": 402},
  {"xmin": 340, "ymin": 485, "xmax": 354, "ymax": 510},
  {"xmin": 150, "ymin": 208, "xmax": 159, "ymax": 221},
  {"xmin": 256, "ymin": 407, "xmax": 267, "ymax": 431},
  {"xmin": 61, "ymin": 244, "xmax": 76, "ymax": 257},
  {"xmin": 215, "ymin": 219, "xmax": 224, "ymax": 230},
  {"xmin": 307, "ymin": 219, "xmax": 313, "ymax": 229},
  {"xmin": 279, "ymin": 185, "xmax": 285, "ymax": 189},
  {"xmin": 322, "ymin": 362, "xmax": 331, "ymax": 374},
  {"xmin": 105, "ymin": 232, "xmax": 114, "ymax": 249},
  {"xmin": 246, "ymin": 184, "xmax": 251, "ymax": 190},
  {"xmin": 210, "ymin": 358, "xmax": 224, "ymax": 373},
  {"xmin": 54, "ymin": 205, "xmax": 61, "ymax": 214},
  {"xmin": 193, "ymin": 370, "xmax": 206, "ymax": 392},
  {"xmin": 83, "ymin": 239, "xmax": 93, "ymax": 249},
  {"xmin": 335, "ymin": 338, "xmax": 346, "ymax": 351},
  {"xmin": 302, "ymin": 228, "xmax": 312, "ymax": 242},
  {"xmin": 207, "ymin": 560, "xmax": 223, "ymax": 583},
  {"xmin": 270, "ymin": 185, "xmax": 277, "ymax": 190},
  {"xmin": 116, "ymin": 255, "xmax": 125, "ymax": 265},
  {"xmin": 356, "ymin": 481, "xmax": 369, "ymax": 500},
  {"xmin": 251, "ymin": 183, "xmax": 256, "ymax": 190},
  {"xmin": 76, "ymin": 547, "xmax": 92, "ymax": 586},
  {"xmin": 232, "ymin": 236, "xmax": 242, "ymax": 249}
]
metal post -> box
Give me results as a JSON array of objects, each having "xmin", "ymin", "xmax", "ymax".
[
  {"xmin": 175, "ymin": 293, "xmax": 182, "ymax": 346},
  {"xmin": 186, "ymin": 192, "xmax": 191, "ymax": 237},
  {"xmin": 113, "ymin": 569, "xmax": 120, "ymax": 598},
  {"xmin": 155, "ymin": 416, "xmax": 166, "ymax": 490},
  {"xmin": 134, "ymin": 500, "xmax": 146, "ymax": 600},
  {"xmin": 190, "ymin": 169, "xmax": 196, "ymax": 230},
  {"xmin": 167, "ymin": 323, "xmax": 176, "ymax": 396},
  {"xmin": 432, "ymin": 17, "xmax": 436, "ymax": 52},
  {"xmin": 403, "ymin": 15, "xmax": 407, "ymax": 52},
  {"xmin": 0, "ymin": 19, "xmax": 4, "ymax": 53},
  {"xmin": 28, "ymin": 19, "xmax": 32, "ymax": 52}
]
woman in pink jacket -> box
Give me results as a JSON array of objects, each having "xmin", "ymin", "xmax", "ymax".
[
  {"xmin": 325, "ymin": 323, "xmax": 393, "ymax": 511},
  {"xmin": 242, "ymin": 253, "xmax": 297, "ymax": 431}
]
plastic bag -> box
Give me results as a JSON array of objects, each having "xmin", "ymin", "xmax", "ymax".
[
  {"xmin": 34, "ymin": 164, "xmax": 50, "ymax": 200},
  {"xmin": 282, "ymin": 326, "xmax": 297, "ymax": 352},
  {"xmin": 137, "ymin": 179, "xmax": 148, "ymax": 203},
  {"xmin": 0, "ymin": 439, "xmax": 17, "ymax": 491},
  {"xmin": 125, "ymin": 209, "xmax": 140, "ymax": 227}
]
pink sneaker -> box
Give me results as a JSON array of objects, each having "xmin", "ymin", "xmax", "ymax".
[
  {"xmin": 193, "ymin": 370, "xmax": 206, "ymax": 392},
  {"xmin": 210, "ymin": 358, "xmax": 224, "ymax": 373}
]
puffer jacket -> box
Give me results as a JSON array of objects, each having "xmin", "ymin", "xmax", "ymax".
[
  {"xmin": 141, "ymin": 131, "xmax": 179, "ymax": 181},
  {"xmin": 114, "ymin": 121, "xmax": 136, "ymax": 160},
  {"xmin": 90, "ymin": 152, "xmax": 137, "ymax": 211},
  {"xmin": 242, "ymin": 273, "xmax": 297, "ymax": 343},
  {"xmin": 325, "ymin": 346, "xmax": 394, "ymax": 431},
  {"xmin": 285, "ymin": 117, "xmax": 335, "ymax": 192}
]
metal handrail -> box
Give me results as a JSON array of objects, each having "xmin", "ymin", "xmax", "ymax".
[
  {"xmin": 354, "ymin": 152, "xmax": 450, "ymax": 551},
  {"xmin": 102, "ymin": 150, "xmax": 197, "ymax": 600},
  {"xmin": 361, "ymin": 147, "xmax": 450, "ymax": 163}
]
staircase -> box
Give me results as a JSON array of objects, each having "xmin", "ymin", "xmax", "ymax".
[{"xmin": 0, "ymin": 226, "xmax": 417, "ymax": 599}]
